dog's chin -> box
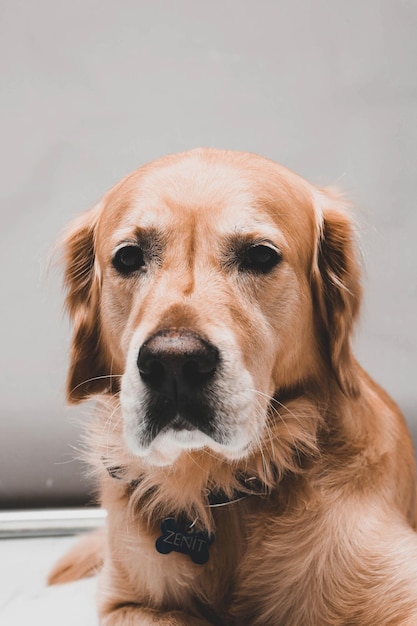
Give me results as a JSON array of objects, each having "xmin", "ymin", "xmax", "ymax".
[{"xmin": 124, "ymin": 423, "xmax": 253, "ymax": 467}]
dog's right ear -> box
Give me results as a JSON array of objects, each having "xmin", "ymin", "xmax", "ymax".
[{"xmin": 61, "ymin": 203, "xmax": 111, "ymax": 403}]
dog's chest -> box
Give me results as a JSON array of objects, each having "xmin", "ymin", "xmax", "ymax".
[{"xmin": 121, "ymin": 505, "xmax": 251, "ymax": 613}]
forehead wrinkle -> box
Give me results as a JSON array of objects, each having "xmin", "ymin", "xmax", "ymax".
[{"xmin": 181, "ymin": 212, "xmax": 197, "ymax": 296}]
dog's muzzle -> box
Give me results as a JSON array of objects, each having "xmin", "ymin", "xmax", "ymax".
[{"xmin": 137, "ymin": 329, "xmax": 220, "ymax": 442}]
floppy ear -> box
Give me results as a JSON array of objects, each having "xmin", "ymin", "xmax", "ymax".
[
  {"xmin": 62, "ymin": 203, "xmax": 111, "ymax": 403},
  {"xmin": 311, "ymin": 190, "xmax": 362, "ymax": 397}
]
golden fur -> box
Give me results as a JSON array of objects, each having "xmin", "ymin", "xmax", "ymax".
[{"xmin": 49, "ymin": 149, "xmax": 417, "ymax": 625}]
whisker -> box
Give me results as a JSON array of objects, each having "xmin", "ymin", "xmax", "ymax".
[
  {"xmin": 70, "ymin": 374, "xmax": 123, "ymax": 395},
  {"xmin": 241, "ymin": 389, "xmax": 307, "ymax": 469},
  {"xmin": 247, "ymin": 388, "xmax": 306, "ymax": 429},
  {"xmin": 104, "ymin": 406, "xmax": 120, "ymax": 442}
]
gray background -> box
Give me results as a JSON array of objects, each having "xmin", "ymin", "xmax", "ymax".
[{"xmin": 0, "ymin": 0, "xmax": 416, "ymax": 507}]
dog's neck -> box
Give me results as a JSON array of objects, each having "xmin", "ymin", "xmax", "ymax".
[
  {"xmin": 98, "ymin": 447, "xmax": 279, "ymax": 531},
  {"xmin": 103, "ymin": 459, "xmax": 270, "ymax": 507}
]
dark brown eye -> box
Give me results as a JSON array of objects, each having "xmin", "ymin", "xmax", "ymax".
[
  {"xmin": 240, "ymin": 244, "xmax": 281, "ymax": 274},
  {"xmin": 112, "ymin": 245, "xmax": 145, "ymax": 274}
]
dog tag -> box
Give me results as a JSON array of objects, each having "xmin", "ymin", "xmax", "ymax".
[{"xmin": 155, "ymin": 517, "xmax": 215, "ymax": 565}]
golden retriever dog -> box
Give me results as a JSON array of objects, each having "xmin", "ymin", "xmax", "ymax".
[{"xmin": 49, "ymin": 148, "xmax": 417, "ymax": 625}]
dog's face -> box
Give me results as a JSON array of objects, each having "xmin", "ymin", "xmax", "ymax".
[{"xmin": 63, "ymin": 149, "xmax": 361, "ymax": 466}]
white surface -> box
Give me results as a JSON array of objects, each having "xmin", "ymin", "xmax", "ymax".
[
  {"xmin": 0, "ymin": 507, "xmax": 106, "ymax": 538},
  {"xmin": 0, "ymin": 536, "xmax": 98, "ymax": 626}
]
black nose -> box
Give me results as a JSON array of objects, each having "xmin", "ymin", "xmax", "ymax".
[{"xmin": 137, "ymin": 329, "xmax": 219, "ymax": 401}]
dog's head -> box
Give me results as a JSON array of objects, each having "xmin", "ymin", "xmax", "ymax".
[{"xmin": 62, "ymin": 149, "xmax": 361, "ymax": 466}]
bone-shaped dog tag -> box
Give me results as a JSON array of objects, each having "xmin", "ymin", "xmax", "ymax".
[{"xmin": 155, "ymin": 517, "xmax": 215, "ymax": 565}]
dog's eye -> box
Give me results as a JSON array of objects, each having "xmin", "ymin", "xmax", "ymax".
[
  {"xmin": 112, "ymin": 245, "xmax": 145, "ymax": 274},
  {"xmin": 240, "ymin": 244, "xmax": 281, "ymax": 274}
]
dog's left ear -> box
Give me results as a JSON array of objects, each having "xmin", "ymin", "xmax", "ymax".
[{"xmin": 311, "ymin": 189, "xmax": 362, "ymax": 397}]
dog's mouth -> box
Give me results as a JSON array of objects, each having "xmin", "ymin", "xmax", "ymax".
[{"xmin": 141, "ymin": 391, "xmax": 224, "ymax": 447}]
